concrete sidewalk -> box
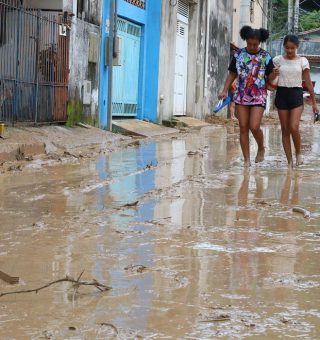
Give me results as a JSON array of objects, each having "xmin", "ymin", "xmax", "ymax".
[{"xmin": 0, "ymin": 125, "xmax": 128, "ymax": 162}]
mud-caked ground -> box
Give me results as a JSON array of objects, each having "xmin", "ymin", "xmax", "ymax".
[{"xmin": 0, "ymin": 113, "xmax": 320, "ymax": 339}]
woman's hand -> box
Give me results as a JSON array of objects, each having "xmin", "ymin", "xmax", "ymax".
[
  {"xmin": 218, "ymin": 90, "xmax": 228, "ymax": 100},
  {"xmin": 312, "ymin": 103, "xmax": 319, "ymax": 114},
  {"xmin": 269, "ymin": 67, "xmax": 280, "ymax": 80}
]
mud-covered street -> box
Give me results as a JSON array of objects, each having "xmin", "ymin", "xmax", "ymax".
[{"xmin": 1, "ymin": 119, "xmax": 320, "ymax": 339}]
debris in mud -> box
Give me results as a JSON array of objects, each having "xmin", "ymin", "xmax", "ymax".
[
  {"xmin": 0, "ymin": 272, "xmax": 111, "ymax": 298},
  {"xmin": 293, "ymin": 206, "xmax": 311, "ymax": 219},
  {"xmin": 187, "ymin": 151, "xmax": 201, "ymax": 156},
  {"xmin": 264, "ymin": 274, "xmax": 320, "ymax": 289},
  {"xmin": 42, "ymin": 330, "xmax": 54, "ymax": 339},
  {"xmin": 143, "ymin": 161, "xmax": 156, "ymax": 170},
  {"xmin": 32, "ymin": 221, "xmax": 49, "ymax": 230},
  {"xmin": 25, "ymin": 155, "xmax": 33, "ymax": 161},
  {"xmin": 99, "ymin": 323, "xmax": 118, "ymax": 334},
  {"xmin": 241, "ymin": 319, "xmax": 256, "ymax": 327},
  {"xmin": 205, "ymin": 115, "xmax": 230, "ymax": 125},
  {"xmin": 63, "ymin": 151, "xmax": 79, "ymax": 158},
  {"xmin": 7, "ymin": 164, "xmax": 22, "ymax": 171},
  {"xmin": 200, "ymin": 314, "xmax": 231, "ymax": 322},
  {"xmin": 127, "ymin": 140, "xmax": 140, "ymax": 147},
  {"xmin": 48, "ymin": 153, "xmax": 62, "ymax": 162},
  {"xmin": 124, "ymin": 265, "xmax": 148, "ymax": 273},
  {"xmin": 256, "ymin": 200, "xmax": 269, "ymax": 206},
  {"xmin": 68, "ymin": 326, "xmax": 76, "ymax": 331},
  {"xmin": 280, "ymin": 317, "xmax": 290, "ymax": 324},
  {"xmin": 0, "ymin": 270, "xmax": 19, "ymax": 285},
  {"xmin": 122, "ymin": 201, "xmax": 139, "ymax": 208}
]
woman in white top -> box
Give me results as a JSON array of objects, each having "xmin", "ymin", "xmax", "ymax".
[{"xmin": 274, "ymin": 34, "xmax": 318, "ymax": 167}]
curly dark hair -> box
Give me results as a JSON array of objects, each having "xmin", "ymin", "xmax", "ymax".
[{"xmin": 240, "ymin": 25, "xmax": 269, "ymax": 43}]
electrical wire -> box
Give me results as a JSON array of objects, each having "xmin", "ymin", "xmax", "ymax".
[
  {"xmin": 256, "ymin": 0, "xmax": 268, "ymax": 19},
  {"xmin": 311, "ymin": 0, "xmax": 320, "ymax": 9}
]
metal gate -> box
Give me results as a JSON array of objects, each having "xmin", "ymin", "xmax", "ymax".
[
  {"xmin": 112, "ymin": 18, "xmax": 141, "ymax": 117},
  {"xmin": 0, "ymin": 0, "xmax": 71, "ymax": 124}
]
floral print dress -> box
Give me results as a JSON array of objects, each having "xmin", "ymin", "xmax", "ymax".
[{"xmin": 228, "ymin": 48, "xmax": 274, "ymax": 107}]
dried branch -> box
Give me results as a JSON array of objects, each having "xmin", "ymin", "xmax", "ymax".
[{"xmin": 0, "ymin": 275, "xmax": 111, "ymax": 298}]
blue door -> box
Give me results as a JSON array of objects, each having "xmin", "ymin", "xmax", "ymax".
[{"xmin": 112, "ymin": 18, "xmax": 141, "ymax": 117}]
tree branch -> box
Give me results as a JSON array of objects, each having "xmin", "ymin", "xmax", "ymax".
[{"xmin": 0, "ymin": 275, "xmax": 111, "ymax": 298}]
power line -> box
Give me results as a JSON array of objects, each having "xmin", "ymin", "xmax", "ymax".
[
  {"xmin": 311, "ymin": 0, "xmax": 320, "ymax": 9},
  {"xmin": 256, "ymin": 0, "xmax": 268, "ymax": 18}
]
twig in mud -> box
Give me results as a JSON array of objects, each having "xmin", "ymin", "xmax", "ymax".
[
  {"xmin": 292, "ymin": 206, "xmax": 311, "ymax": 219},
  {"xmin": 122, "ymin": 201, "xmax": 139, "ymax": 208},
  {"xmin": 99, "ymin": 323, "xmax": 119, "ymax": 334},
  {"xmin": 200, "ymin": 316, "xmax": 231, "ymax": 322},
  {"xmin": 0, "ymin": 275, "xmax": 111, "ymax": 298}
]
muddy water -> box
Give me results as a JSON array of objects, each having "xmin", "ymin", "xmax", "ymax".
[{"xmin": 0, "ymin": 122, "xmax": 320, "ymax": 339}]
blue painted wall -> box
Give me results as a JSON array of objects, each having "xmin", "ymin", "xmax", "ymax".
[{"xmin": 99, "ymin": 0, "xmax": 162, "ymax": 128}]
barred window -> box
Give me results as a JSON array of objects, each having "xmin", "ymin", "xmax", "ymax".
[{"xmin": 124, "ymin": 0, "xmax": 145, "ymax": 10}]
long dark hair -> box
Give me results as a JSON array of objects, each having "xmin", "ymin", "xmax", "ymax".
[{"xmin": 240, "ymin": 26, "xmax": 269, "ymax": 43}]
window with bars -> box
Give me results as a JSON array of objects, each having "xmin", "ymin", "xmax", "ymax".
[{"xmin": 124, "ymin": 0, "xmax": 145, "ymax": 10}]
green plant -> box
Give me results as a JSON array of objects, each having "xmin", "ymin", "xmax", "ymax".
[{"xmin": 300, "ymin": 11, "xmax": 320, "ymax": 31}]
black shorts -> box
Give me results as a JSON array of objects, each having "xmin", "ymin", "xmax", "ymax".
[{"xmin": 275, "ymin": 87, "xmax": 304, "ymax": 110}]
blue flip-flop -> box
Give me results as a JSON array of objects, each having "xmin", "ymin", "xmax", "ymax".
[{"xmin": 213, "ymin": 96, "xmax": 232, "ymax": 113}]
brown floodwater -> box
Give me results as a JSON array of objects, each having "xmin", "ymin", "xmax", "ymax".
[{"xmin": 0, "ymin": 121, "xmax": 320, "ymax": 339}]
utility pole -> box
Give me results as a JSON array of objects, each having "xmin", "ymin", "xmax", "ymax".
[
  {"xmin": 288, "ymin": 0, "xmax": 293, "ymax": 33},
  {"xmin": 293, "ymin": 0, "xmax": 299, "ymax": 34},
  {"xmin": 268, "ymin": 0, "xmax": 273, "ymax": 53},
  {"xmin": 107, "ymin": 0, "xmax": 116, "ymax": 132}
]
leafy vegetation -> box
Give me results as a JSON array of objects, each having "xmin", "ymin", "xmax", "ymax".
[
  {"xmin": 271, "ymin": 0, "xmax": 320, "ymax": 37},
  {"xmin": 300, "ymin": 10, "xmax": 320, "ymax": 31}
]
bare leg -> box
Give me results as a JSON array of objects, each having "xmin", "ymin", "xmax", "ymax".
[
  {"xmin": 289, "ymin": 105, "xmax": 304, "ymax": 166},
  {"xmin": 249, "ymin": 106, "xmax": 265, "ymax": 163},
  {"xmin": 236, "ymin": 105, "xmax": 250, "ymax": 166},
  {"xmin": 278, "ymin": 109, "xmax": 293, "ymax": 167},
  {"xmin": 230, "ymin": 102, "xmax": 236, "ymax": 120}
]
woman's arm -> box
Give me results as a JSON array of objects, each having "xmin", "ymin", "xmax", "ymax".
[
  {"xmin": 303, "ymin": 69, "xmax": 319, "ymax": 113},
  {"xmin": 218, "ymin": 72, "xmax": 237, "ymax": 99},
  {"xmin": 268, "ymin": 67, "xmax": 280, "ymax": 81}
]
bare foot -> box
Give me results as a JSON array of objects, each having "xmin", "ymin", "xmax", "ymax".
[
  {"xmin": 244, "ymin": 159, "xmax": 251, "ymax": 167},
  {"xmin": 296, "ymin": 154, "xmax": 303, "ymax": 166},
  {"xmin": 255, "ymin": 147, "xmax": 265, "ymax": 163}
]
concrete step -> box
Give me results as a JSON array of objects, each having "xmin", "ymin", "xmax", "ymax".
[
  {"xmin": 113, "ymin": 119, "xmax": 179, "ymax": 138},
  {"xmin": 174, "ymin": 116, "xmax": 211, "ymax": 128}
]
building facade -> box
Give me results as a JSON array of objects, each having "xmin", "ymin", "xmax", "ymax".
[
  {"xmin": 157, "ymin": 0, "xmax": 233, "ymax": 122},
  {"xmin": 232, "ymin": 0, "xmax": 268, "ymax": 48},
  {"xmin": 99, "ymin": 0, "xmax": 162, "ymax": 128}
]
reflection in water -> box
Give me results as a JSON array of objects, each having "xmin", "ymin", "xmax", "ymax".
[{"xmin": 0, "ymin": 125, "xmax": 320, "ymax": 338}]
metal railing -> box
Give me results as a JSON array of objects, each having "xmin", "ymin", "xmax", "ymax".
[{"xmin": 0, "ymin": 0, "xmax": 71, "ymax": 124}]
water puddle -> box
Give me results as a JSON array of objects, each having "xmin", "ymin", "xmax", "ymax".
[{"xmin": 1, "ymin": 123, "xmax": 320, "ymax": 338}]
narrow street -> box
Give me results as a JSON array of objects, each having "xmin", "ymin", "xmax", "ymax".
[{"xmin": 1, "ymin": 117, "xmax": 320, "ymax": 338}]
